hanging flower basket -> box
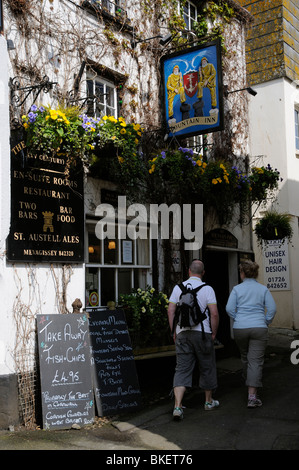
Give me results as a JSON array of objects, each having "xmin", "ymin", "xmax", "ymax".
[
  {"xmin": 254, "ymin": 210, "xmax": 293, "ymax": 247},
  {"xmin": 21, "ymin": 105, "xmax": 143, "ymax": 177},
  {"xmin": 146, "ymin": 148, "xmax": 282, "ymax": 224}
]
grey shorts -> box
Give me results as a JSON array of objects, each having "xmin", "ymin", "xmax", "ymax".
[{"xmin": 173, "ymin": 330, "xmax": 217, "ymax": 391}]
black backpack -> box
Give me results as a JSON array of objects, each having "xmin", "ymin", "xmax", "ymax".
[{"xmin": 173, "ymin": 283, "xmax": 208, "ymax": 337}]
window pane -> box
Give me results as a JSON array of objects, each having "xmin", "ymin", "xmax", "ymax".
[
  {"xmin": 190, "ymin": 4, "xmax": 196, "ymax": 19},
  {"xmin": 104, "ymin": 237, "xmax": 118, "ymax": 264},
  {"xmin": 86, "ymin": 267, "xmax": 99, "ymax": 307},
  {"xmin": 86, "ymin": 80, "xmax": 94, "ymax": 115},
  {"xmin": 295, "ymin": 109, "xmax": 299, "ymax": 150},
  {"xmin": 88, "ymin": 232, "xmax": 101, "ymax": 263},
  {"xmin": 101, "ymin": 268, "xmax": 115, "ymax": 306},
  {"xmin": 134, "ymin": 269, "xmax": 147, "ymax": 290},
  {"xmin": 106, "ymin": 86, "xmax": 115, "ymax": 108},
  {"xmin": 183, "ymin": 13, "xmax": 189, "ymax": 28},
  {"xmin": 95, "ymin": 82, "xmax": 105, "ymax": 103},
  {"xmin": 118, "ymin": 268, "xmax": 132, "ymax": 297},
  {"xmin": 137, "ymin": 237, "xmax": 149, "ymax": 265},
  {"xmin": 96, "ymin": 102, "xmax": 105, "ymax": 117}
]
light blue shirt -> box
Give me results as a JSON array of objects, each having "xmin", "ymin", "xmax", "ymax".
[{"xmin": 226, "ymin": 278, "xmax": 276, "ymax": 329}]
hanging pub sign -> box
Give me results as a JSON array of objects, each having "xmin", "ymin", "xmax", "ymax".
[
  {"xmin": 161, "ymin": 39, "xmax": 224, "ymax": 139},
  {"xmin": 7, "ymin": 130, "xmax": 84, "ymax": 263}
]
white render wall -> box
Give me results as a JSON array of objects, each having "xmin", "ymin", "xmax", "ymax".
[
  {"xmin": 1, "ymin": 0, "xmax": 254, "ymax": 377},
  {"xmin": 0, "ymin": 34, "xmax": 85, "ymax": 377},
  {"xmin": 248, "ymin": 77, "xmax": 299, "ymax": 329}
]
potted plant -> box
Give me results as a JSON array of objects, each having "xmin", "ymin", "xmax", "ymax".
[
  {"xmin": 119, "ymin": 286, "xmax": 171, "ymax": 350},
  {"xmin": 254, "ymin": 210, "xmax": 293, "ymax": 247}
]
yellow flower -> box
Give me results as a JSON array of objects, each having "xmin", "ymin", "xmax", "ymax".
[
  {"xmin": 102, "ymin": 115, "xmax": 108, "ymax": 121},
  {"xmin": 111, "ymin": 136, "xmax": 116, "ymax": 140},
  {"xmin": 23, "ymin": 122, "xmax": 29, "ymax": 129},
  {"xmin": 202, "ymin": 162, "xmax": 207, "ymax": 169},
  {"xmin": 118, "ymin": 156, "xmax": 125, "ymax": 163},
  {"xmin": 196, "ymin": 160, "xmax": 202, "ymax": 167},
  {"xmin": 120, "ymin": 121, "xmax": 127, "ymax": 127},
  {"xmin": 49, "ymin": 110, "xmax": 58, "ymax": 120},
  {"xmin": 253, "ymin": 167, "xmax": 264, "ymax": 174},
  {"xmin": 149, "ymin": 164, "xmax": 155, "ymax": 174},
  {"xmin": 120, "ymin": 128, "xmax": 126, "ymax": 134},
  {"xmin": 212, "ymin": 179, "xmax": 218, "ymax": 185}
]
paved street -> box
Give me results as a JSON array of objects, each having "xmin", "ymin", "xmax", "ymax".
[{"xmin": 1, "ymin": 329, "xmax": 298, "ymax": 453}]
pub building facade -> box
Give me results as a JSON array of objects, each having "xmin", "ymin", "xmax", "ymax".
[{"xmin": 0, "ymin": 0, "xmax": 255, "ymax": 428}]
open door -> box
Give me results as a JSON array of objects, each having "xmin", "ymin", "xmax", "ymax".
[{"xmin": 202, "ymin": 250, "xmax": 231, "ymax": 345}]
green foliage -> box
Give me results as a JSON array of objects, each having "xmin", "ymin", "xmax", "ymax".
[
  {"xmin": 145, "ymin": 147, "xmax": 281, "ymax": 224},
  {"xmin": 250, "ymin": 165, "xmax": 281, "ymax": 202},
  {"xmin": 120, "ymin": 286, "xmax": 171, "ymax": 349},
  {"xmin": 254, "ymin": 211, "xmax": 293, "ymax": 247},
  {"xmin": 22, "ymin": 104, "xmax": 93, "ymax": 165},
  {"xmin": 22, "ymin": 106, "xmax": 143, "ymax": 181}
]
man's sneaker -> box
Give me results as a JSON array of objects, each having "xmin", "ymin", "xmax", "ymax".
[
  {"xmin": 173, "ymin": 407, "xmax": 184, "ymax": 420},
  {"xmin": 204, "ymin": 399, "xmax": 219, "ymax": 410},
  {"xmin": 247, "ymin": 397, "xmax": 262, "ymax": 408}
]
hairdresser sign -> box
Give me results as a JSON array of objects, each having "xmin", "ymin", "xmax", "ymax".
[{"xmin": 263, "ymin": 239, "xmax": 290, "ymax": 291}]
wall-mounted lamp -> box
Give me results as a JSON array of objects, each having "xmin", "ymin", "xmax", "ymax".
[
  {"xmin": 131, "ymin": 33, "xmax": 173, "ymax": 49},
  {"xmin": 225, "ymin": 86, "xmax": 257, "ymax": 97}
]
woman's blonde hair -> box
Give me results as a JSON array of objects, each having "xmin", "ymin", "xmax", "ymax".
[{"xmin": 239, "ymin": 260, "xmax": 259, "ymax": 279}]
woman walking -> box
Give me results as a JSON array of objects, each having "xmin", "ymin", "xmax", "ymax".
[{"xmin": 226, "ymin": 260, "xmax": 276, "ymax": 408}]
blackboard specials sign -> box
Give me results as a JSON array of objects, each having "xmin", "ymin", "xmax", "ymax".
[
  {"xmin": 7, "ymin": 130, "xmax": 84, "ymax": 263},
  {"xmin": 88, "ymin": 309, "xmax": 142, "ymax": 416},
  {"xmin": 37, "ymin": 314, "xmax": 95, "ymax": 430}
]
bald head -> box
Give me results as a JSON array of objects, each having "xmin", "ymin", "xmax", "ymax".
[{"xmin": 189, "ymin": 260, "xmax": 205, "ymax": 277}]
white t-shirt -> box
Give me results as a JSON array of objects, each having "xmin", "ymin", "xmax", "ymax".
[{"xmin": 169, "ymin": 277, "xmax": 217, "ymax": 334}]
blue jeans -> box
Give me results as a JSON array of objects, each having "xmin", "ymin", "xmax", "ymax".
[{"xmin": 233, "ymin": 328, "xmax": 268, "ymax": 388}]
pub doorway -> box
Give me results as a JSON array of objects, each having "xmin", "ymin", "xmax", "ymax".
[{"xmin": 202, "ymin": 250, "xmax": 231, "ymax": 346}]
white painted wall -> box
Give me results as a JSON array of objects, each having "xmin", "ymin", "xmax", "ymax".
[{"xmin": 248, "ymin": 77, "xmax": 299, "ymax": 330}]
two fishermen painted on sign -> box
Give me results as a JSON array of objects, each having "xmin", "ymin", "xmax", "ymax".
[{"xmin": 166, "ymin": 57, "xmax": 218, "ymax": 125}]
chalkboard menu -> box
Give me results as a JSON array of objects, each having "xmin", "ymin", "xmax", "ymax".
[
  {"xmin": 37, "ymin": 314, "xmax": 95, "ymax": 430},
  {"xmin": 7, "ymin": 130, "xmax": 84, "ymax": 263},
  {"xmin": 88, "ymin": 309, "xmax": 142, "ymax": 416}
]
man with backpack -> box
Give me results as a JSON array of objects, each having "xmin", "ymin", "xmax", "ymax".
[{"xmin": 168, "ymin": 259, "xmax": 219, "ymax": 420}]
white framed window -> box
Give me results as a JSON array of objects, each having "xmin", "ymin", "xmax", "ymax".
[
  {"xmin": 295, "ymin": 107, "xmax": 299, "ymax": 154},
  {"xmin": 85, "ymin": 0, "xmax": 127, "ymax": 19},
  {"xmin": 186, "ymin": 134, "xmax": 203, "ymax": 155},
  {"xmin": 86, "ymin": 75, "xmax": 117, "ymax": 118},
  {"xmin": 85, "ymin": 221, "xmax": 152, "ymax": 308},
  {"xmin": 181, "ymin": 0, "xmax": 197, "ymax": 31}
]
